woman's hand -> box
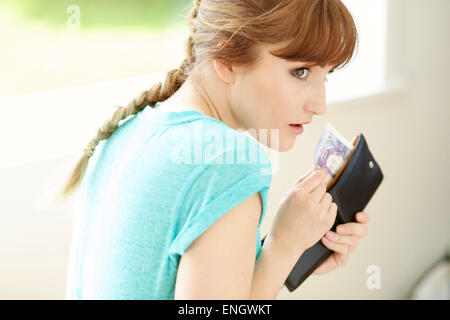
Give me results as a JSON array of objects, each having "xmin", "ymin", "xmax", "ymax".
[
  {"xmin": 312, "ymin": 211, "xmax": 369, "ymax": 275},
  {"xmin": 269, "ymin": 168, "xmax": 337, "ymax": 259}
]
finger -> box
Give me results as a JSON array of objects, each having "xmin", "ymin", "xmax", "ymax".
[
  {"xmin": 319, "ymin": 189, "xmax": 334, "ymax": 207},
  {"xmin": 336, "ymin": 223, "xmax": 368, "ymax": 237},
  {"xmin": 321, "ymin": 236, "xmax": 351, "ymax": 256},
  {"xmin": 328, "ymin": 201, "xmax": 337, "ymax": 215},
  {"xmin": 296, "ymin": 167, "xmax": 328, "ymax": 193},
  {"xmin": 311, "ymin": 181, "xmax": 328, "ymax": 204},
  {"xmin": 291, "ymin": 166, "xmax": 314, "ymax": 188},
  {"xmin": 317, "ymin": 192, "xmax": 337, "ymax": 222},
  {"xmin": 325, "ymin": 231, "xmax": 360, "ymax": 247},
  {"xmin": 355, "ymin": 211, "xmax": 369, "ymax": 223},
  {"xmin": 330, "ymin": 202, "xmax": 338, "ymax": 220}
]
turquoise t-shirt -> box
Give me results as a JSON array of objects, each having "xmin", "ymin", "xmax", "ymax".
[{"xmin": 65, "ymin": 103, "xmax": 272, "ymax": 299}]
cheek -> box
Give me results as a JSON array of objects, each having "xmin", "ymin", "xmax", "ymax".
[
  {"xmin": 268, "ymin": 91, "xmax": 301, "ymax": 129},
  {"xmin": 247, "ymin": 72, "xmax": 294, "ymax": 124},
  {"xmin": 232, "ymin": 67, "xmax": 304, "ymax": 139},
  {"xmin": 232, "ymin": 75, "xmax": 273, "ymax": 128}
]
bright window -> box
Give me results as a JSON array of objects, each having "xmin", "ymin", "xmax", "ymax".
[{"xmin": 326, "ymin": 0, "xmax": 388, "ymax": 103}]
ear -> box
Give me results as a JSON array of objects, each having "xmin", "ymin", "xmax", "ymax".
[
  {"xmin": 212, "ymin": 59, "xmax": 236, "ymax": 84},
  {"xmin": 212, "ymin": 39, "xmax": 237, "ymax": 84}
]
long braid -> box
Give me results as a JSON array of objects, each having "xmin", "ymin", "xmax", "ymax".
[{"xmin": 53, "ymin": 0, "xmax": 202, "ymax": 204}]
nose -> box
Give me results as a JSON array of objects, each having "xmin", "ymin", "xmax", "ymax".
[{"xmin": 304, "ymin": 83, "xmax": 327, "ymax": 116}]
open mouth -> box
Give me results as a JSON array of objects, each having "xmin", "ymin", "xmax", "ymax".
[{"xmin": 289, "ymin": 124, "xmax": 304, "ymax": 135}]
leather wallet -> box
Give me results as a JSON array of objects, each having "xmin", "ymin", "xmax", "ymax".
[{"xmin": 261, "ymin": 132, "xmax": 384, "ymax": 292}]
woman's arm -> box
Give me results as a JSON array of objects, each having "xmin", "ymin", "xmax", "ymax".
[
  {"xmin": 249, "ymin": 233, "xmax": 305, "ymax": 299},
  {"xmin": 173, "ymin": 192, "xmax": 305, "ymax": 300},
  {"xmin": 173, "ymin": 192, "xmax": 262, "ymax": 299}
]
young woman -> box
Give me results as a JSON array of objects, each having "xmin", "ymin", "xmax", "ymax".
[{"xmin": 59, "ymin": 0, "xmax": 370, "ymax": 299}]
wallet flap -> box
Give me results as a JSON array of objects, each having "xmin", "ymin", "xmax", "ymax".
[{"xmin": 328, "ymin": 133, "xmax": 384, "ymax": 223}]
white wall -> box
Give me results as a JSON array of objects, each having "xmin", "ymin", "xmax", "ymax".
[{"xmin": 0, "ymin": 0, "xmax": 449, "ymax": 299}]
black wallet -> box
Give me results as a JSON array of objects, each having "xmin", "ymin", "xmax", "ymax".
[{"xmin": 261, "ymin": 132, "xmax": 384, "ymax": 292}]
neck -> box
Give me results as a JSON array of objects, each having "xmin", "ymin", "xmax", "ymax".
[{"xmin": 159, "ymin": 62, "xmax": 244, "ymax": 131}]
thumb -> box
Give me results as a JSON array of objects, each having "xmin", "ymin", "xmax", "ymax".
[{"xmin": 294, "ymin": 166, "xmax": 315, "ymax": 186}]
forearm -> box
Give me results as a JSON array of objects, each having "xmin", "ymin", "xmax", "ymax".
[{"xmin": 249, "ymin": 234, "xmax": 305, "ymax": 299}]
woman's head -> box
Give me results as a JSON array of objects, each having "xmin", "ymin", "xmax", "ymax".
[
  {"xmin": 187, "ymin": 0, "xmax": 357, "ymax": 152},
  {"xmin": 54, "ymin": 0, "xmax": 358, "ymax": 203}
]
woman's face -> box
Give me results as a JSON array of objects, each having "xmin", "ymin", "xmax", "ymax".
[{"xmin": 230, "ymin": 43, "xmax": 334, "ymax": 152}]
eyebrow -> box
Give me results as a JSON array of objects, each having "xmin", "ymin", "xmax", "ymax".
[
  {"xmin": 287, "ymin": 60, "xmax": 316, "ymax": 67},
  {"xmin": 288, "ymin": 60, "xmax": 333, "ymax": 68}
]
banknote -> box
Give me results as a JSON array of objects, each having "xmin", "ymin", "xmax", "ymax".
[{"xmin": 313, "ymin": 123, "xmax": 354, "ymax": 186}]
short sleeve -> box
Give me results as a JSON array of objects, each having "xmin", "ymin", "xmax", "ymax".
[{"xmin": 167, "ymin": 142, "xmax": 272, "ymax": 267}]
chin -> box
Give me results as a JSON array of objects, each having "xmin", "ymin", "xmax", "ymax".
[
  {"xmin": 249, "ymin": 128, "xmax": 296, "ymax": 152},
  {"xmin": 278, "ymin": 142, "xmax": 296, "ymax": 152}
]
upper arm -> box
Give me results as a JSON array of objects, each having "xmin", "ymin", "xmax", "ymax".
[{"xmin": 174, "ymin": 191, "xmax": 263, "ymax": 299}]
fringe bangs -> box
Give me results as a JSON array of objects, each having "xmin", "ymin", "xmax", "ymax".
[{"xmin": 268, "ymin": 0, "xmax": 358, "ymax": 69}]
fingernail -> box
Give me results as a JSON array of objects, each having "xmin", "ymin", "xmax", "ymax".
[
  {"xmin": 338, "ymin": 226, "xmax": 346, "ymax": 233},
  {"xmin": 326, "ymin": 231, "xmax": 337, "ymax": 240}
]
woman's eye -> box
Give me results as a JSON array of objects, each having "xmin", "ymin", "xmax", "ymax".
[
  {"xmin": 325, "ymin": 69, "xmax": 335, "ymax": 83},
  {"xmin": 292, "ymin": 68, "xmax": 310, "ymax": 82}
]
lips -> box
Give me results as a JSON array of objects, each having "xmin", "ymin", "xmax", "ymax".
[
  {"xmin": 289, "ymin": 123, "xmax": 304, "ymax": 135},
  {"xmin": 290, "ymin": 121, "xmax": 310, "ymax": 126}
]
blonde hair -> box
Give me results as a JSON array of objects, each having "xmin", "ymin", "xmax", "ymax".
[{"xmin": 52, "ymin": 0, "xmax": 358, "ymax": 205}]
